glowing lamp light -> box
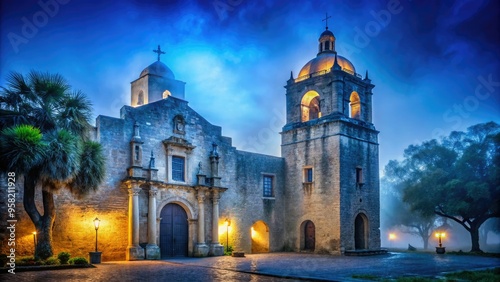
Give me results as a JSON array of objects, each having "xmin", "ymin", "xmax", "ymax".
[
  {"xmin": 224, "ymin": 218, "xmax": 231, "ymax": 253},
  {"xmin": 388, "ymin": 233, "xmax": 396, "ymax": 240},
  {"xmin": 93, "ymin": 217, "xmax": 100, "ymax": 252},
  {"xmin": 94, "ymin": 217, "xmax": 100, "ymax": 230},
  {"xmin": 32, "ymin": 231, "xmax": 37, "ymax": 257},
  {"xmin": 435, "ymin": 232, "xmax": 446, "ymax": 250}
]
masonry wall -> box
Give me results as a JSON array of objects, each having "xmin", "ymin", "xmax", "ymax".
[
  {"xmin": 338, "ymin": 121, "xmax": 381, "ymax": 250},
  {"xmin": 217, "ymin": 151, "xmax": 284, "ymax": 253},
  {"xmin": 282, "ymin": 120, "xmax": 342, "ymax": 254}
]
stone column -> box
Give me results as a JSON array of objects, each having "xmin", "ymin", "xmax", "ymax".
[
  {"xmin": 210, "ymin": 190, "xmax": 224, "ymax": 256},
  {"xmin": 126, "ymin": 185, "xmax": 144, "ymax": 260},
  {"xmin": 194, "ymin": 189, "xmax": 209, "ymax": 257},
  {"xmin": 145, "ymin": 187, "xmax": 160, "ymax": 259}
]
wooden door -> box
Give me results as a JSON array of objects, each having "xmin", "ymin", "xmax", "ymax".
[
  {"xmin": 160, "ymin": 203, "xmax": 188, "ymax": 258},
  {"xmin": 304, "ymin": 221, "xmax": 315, "ymax": 250}
]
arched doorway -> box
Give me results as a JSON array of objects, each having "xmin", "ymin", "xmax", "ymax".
[
  {"xmin": 303, "ymin": 220, "xmax": 315, "ymax": 251},
  {"xmin": 300, "ymin": 220, "xmax": 316, "ymax": 251},
  {"xmin": 354, "ymin": 213, "xmax": 368, "ymax": 250},
  {"xmin": 251, "ymin": 221, "xmax": 269, "ymax": 253},
  {"xmin": 160, "ymin": 203, "xmax": 188, "ymax": 258}
]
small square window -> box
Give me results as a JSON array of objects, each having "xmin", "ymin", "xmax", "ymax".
[
  {"xmin": 304, "ymin": 167, "xmax": 313, "ymax": 183},
  {"xmin": 172, "ymin": 156, "xmax": 185, "ymax": 182},
  {"xmin": 263, "ymin": 175, "xmax": 273, "ymax": 197}
]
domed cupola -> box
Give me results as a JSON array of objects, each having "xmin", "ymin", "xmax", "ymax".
[
  {"xmin": 140, "ymin": 61, "xmax": 175, "ymax": 80},
  {"xmin": 130, "ymin": 45, "xmax": 186, "ymax": 107},
  {"xmin": 318, "ymin": 28, "xmax": 336, "ymax": 54}
]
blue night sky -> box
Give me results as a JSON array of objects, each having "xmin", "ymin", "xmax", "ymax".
[{"xmin": 1, "ymin": 0, "xmax": 499, "ymax": 172}]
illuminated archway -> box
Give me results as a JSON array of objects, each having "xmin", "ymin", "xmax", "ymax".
[
  {"xmin": 301, "ymin": 91, "xmax": 321, "ymax": 122},
  {"xmin": 349, "ymin": 91, "xmax": 361, "ymax": 119},
  {"xmin": 251, "ymin": 220, "xmax": 269, "ymax": 253}
]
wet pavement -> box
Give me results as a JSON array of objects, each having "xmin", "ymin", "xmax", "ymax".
[{"xmin": 2, "ymin": 252, "xmax": 499, "ymax": 281}]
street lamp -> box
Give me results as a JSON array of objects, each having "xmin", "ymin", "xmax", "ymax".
[
  {"xmin": 32, "ymin": 232, "xmax": 37, "ymax": 257},
  {"xmin": 388, "ymin": 233, "xmax": 396, "ymax": 249},
  {"xmin": 90, "ymin": 217, "xmax": 102, "ymax": 264},
  {"xmin": 94, "ymin": 217, "xmax": 100, "ymax": 252},
  {"xmin": 435, "ymin": 232, "xmax": 446, "ymax": 254},
  {"xmin": 225, "ymin": 219, "xmax": 231, "ymax": 253}
]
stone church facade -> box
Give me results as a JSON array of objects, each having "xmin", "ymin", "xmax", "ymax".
[{"xmin": 1, "ymin": 27, "xmax": 380, "ymax": 261}]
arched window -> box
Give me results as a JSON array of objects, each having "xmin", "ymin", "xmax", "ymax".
[
  {"xmin": 163, "ymin": 90, "xmax": 171, "ymax": 99},
  {"xmin": 349, "ymin": 91, "xmax": 361, "ymax": 119},
  {"xmin": 134, "ymin": 145, "xmax": 140, "ymax": 160},
  {"xmin": 301, "ymin": 91, "xmax": 321, "ymax": 122},
  {"xmin": 137, "ymin": 91, "xmax": 144, "ymax": 106}
]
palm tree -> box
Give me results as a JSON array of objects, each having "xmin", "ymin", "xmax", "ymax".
[{"xmin": 0, "ymin": 71, "xmax": 105, "ymax": 259}]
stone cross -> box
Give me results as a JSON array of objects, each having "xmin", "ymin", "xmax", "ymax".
[
  {"xmin": 322, "ymin": 13, "xmax": 332, "ymax": 30},
  {"xmin": 153, "ymin": 45, "xmax": 165, "ymax": 61}
]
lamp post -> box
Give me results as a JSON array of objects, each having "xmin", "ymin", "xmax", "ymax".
[
  {"xmin": 94, "ymin": 217, "xmax": 100, "ymax": 252},
  {"xmin": 32, "ymin": 232, "xmax": 37, "ymax": 257},
  {"xmin": 90, "ymin": 217, "xmax": 102, "ymax": 264},
  {"xmin": 225, "ymin": 219, "xmax": 231, "ymax": 253},
  {"xmin": 388, "ymin": 233, "xmax": 396, "ymax": 249},
  {"xmin": 435, "ymin": 232, "xmax": 446, "ymax": 254}
]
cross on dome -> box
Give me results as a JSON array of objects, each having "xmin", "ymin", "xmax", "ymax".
[
  {"xmin": 322, "ymin": 13, "xmax": 332, "ymax": 30},
  {"xmin": 153, "ymin": 45, "xmax": 166, "ymax": 61}
]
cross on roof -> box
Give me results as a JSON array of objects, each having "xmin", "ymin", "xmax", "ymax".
[
  {"xmin": 322, "ymin": 13, "xmax": 332, "ymax": 30},
  {"xmin": 153, "ymin": 45, "xmax": 166, "ymax": 61}
]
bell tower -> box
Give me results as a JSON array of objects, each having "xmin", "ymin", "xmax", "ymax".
[
  {"xmin": 282, "ymin": 23, "xmax": 380, "ymax": 253},
  {"xmin": 130, "ymin": 45, "xmax": 186, "ymax": 107}
]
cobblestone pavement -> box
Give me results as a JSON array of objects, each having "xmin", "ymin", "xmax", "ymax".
[{"xmin": 2, "ymin": 252, "xmax": 499, "ymax": 282}]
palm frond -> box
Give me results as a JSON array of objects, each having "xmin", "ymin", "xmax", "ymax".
[
  {"xmin": 56, "ymin": 90, "xmax": 93, "ymax": 136},
  {"xmin": 68, "ymin": 141, "xmax": 105, "ymax": 198},
  {"xmin": 0, "ymin": 125, "xmax": 46, "ymax": 173},
  {"xmin": 28, "ymin": 70, "xmax": 69, "ymax": 105},
  {"xmin": 39, "ymin": 129, "xmax": 81, "ymax": 181}
]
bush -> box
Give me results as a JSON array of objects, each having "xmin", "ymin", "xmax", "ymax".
[
  {"xmin": 68, "ymin": 257, "xmax": 88, "ymax": 265},
  {"xmin": 43, "ymin": 257, "xmax": 59, "ymax": 265},
  {"xmin": 224, "ymin": 245, "xmax": 234, "ymax": 256},
  {"xmin": 16, "ymin": 256, "xmax": 40, "ymax": 266},
  {"xmin": 57, "ymin": 252, "xmax": 71, "ymax": 264}
]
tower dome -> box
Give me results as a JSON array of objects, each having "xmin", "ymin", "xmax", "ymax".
[
  {"xmin": 139, "ymin": 61, "xmax": 175, "ymax": 80},
  {"xmin": 298, "ymin": 27, "xmax": 356, "ymax": 78},
  {"xmin": 298, "ymin": 53, "xmax": 356, "ymax": 77}
]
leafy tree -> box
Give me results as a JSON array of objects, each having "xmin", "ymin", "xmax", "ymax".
[
  {"xmin": 0, "ymin": 71, "xmax": 105, "ymax": 259},
  {"xmin": 392, "ymin": 122, "xmax": 499, "ymax": 252}
]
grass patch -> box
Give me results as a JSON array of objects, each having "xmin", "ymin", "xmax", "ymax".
[
  {"xmin": 444, "ymin": 267, "xmax": 500, "ymax": 281},
  {"xmin": 352, "ymin": 274, "xmax": 380, "ymax": 280}
]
